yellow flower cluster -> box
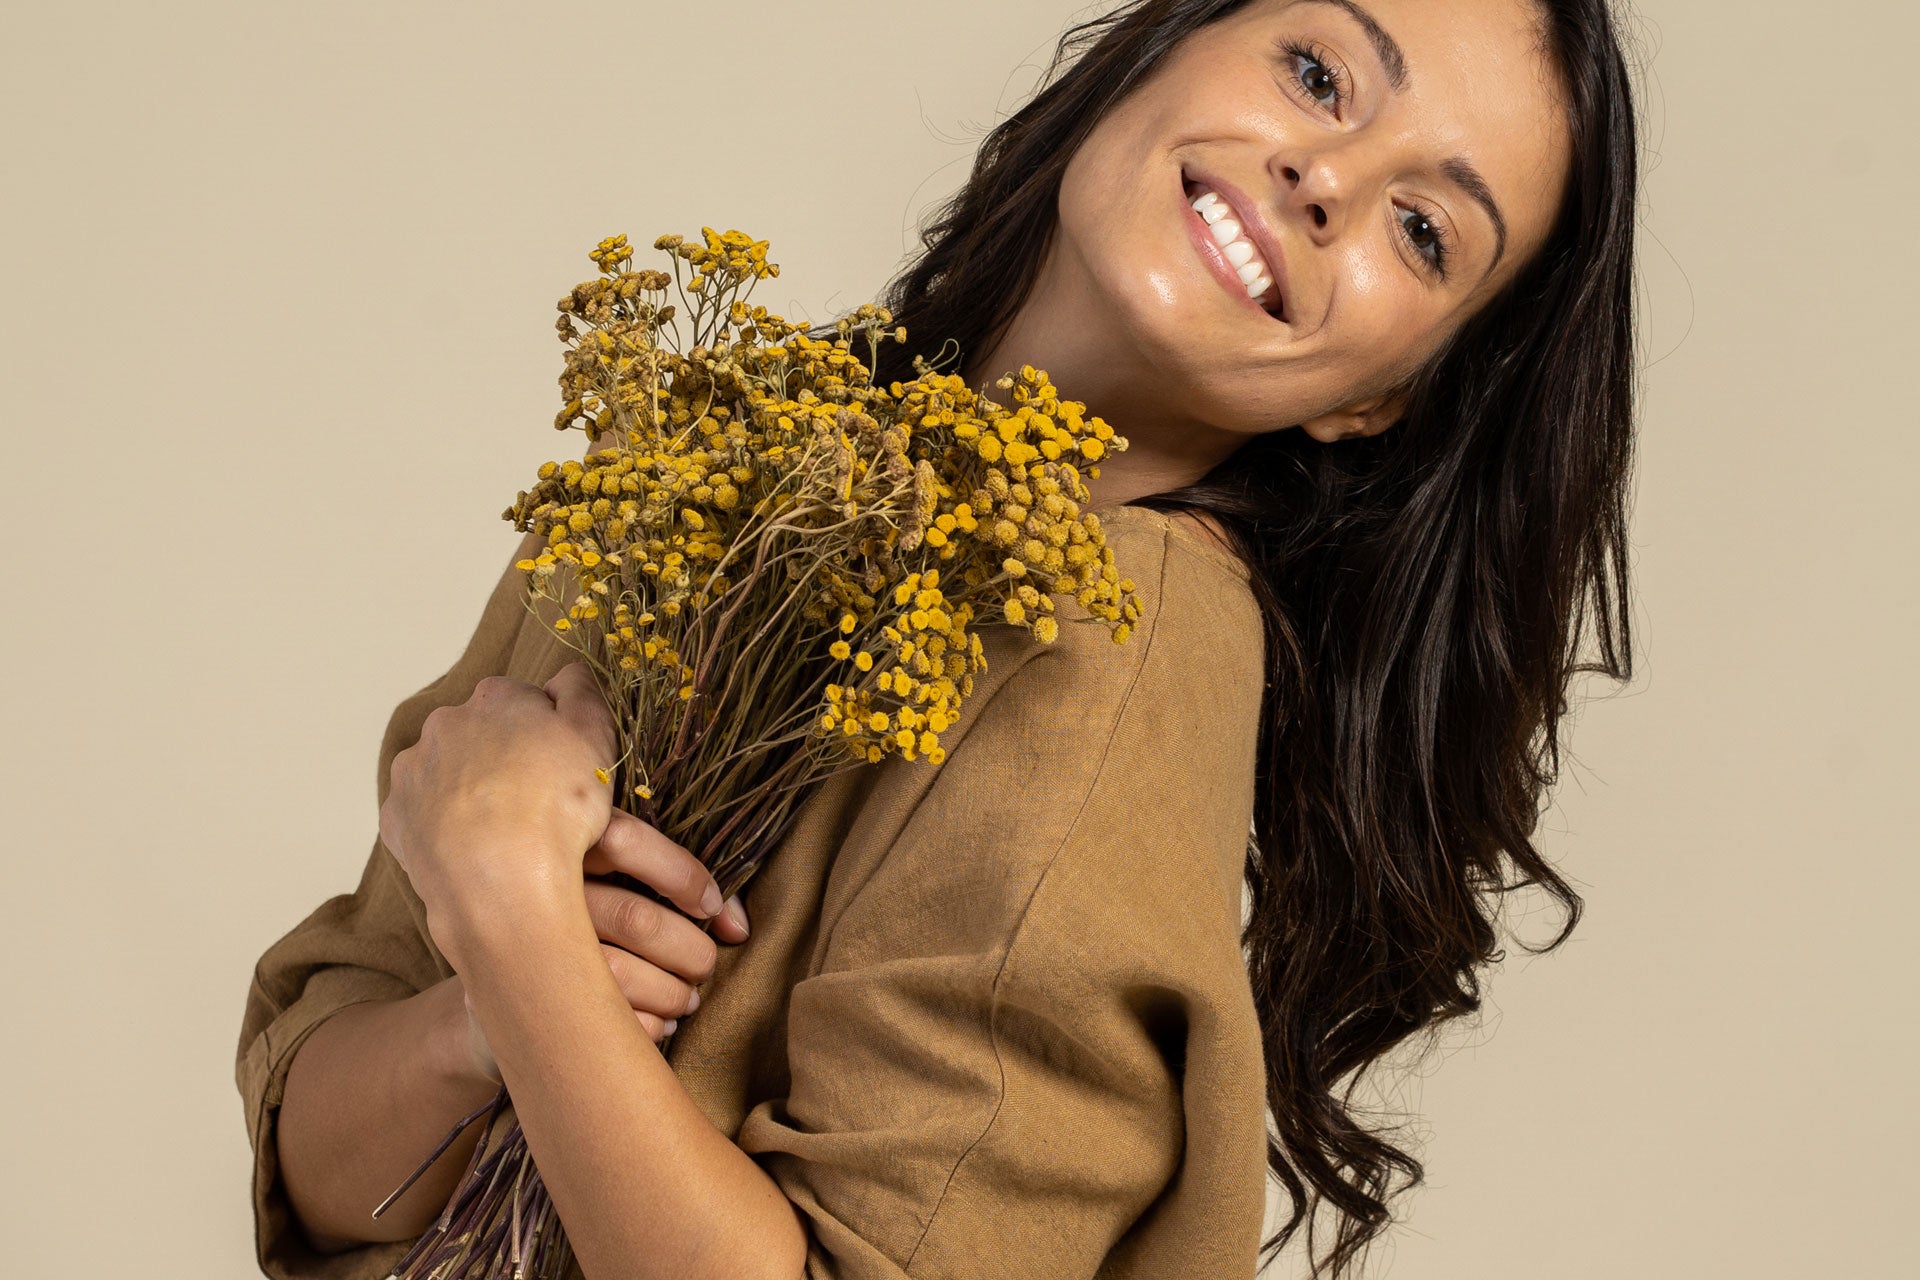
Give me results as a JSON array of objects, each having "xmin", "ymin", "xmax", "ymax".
[
  {"xmin": 815, "ymin": 569, "xmax": 984, "ymax": 764},
  {"xmin": 898, "ymin": 364, "xmax": 1141, "ymax": 644},
  {"xmin": 503, "ymin": 229, "xmax": 1146, "ymax": 797}
]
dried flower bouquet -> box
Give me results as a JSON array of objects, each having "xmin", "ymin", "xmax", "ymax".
[{"xmin": 374, "ymin": 227, "xmax": 1145, "ymax": 1280}]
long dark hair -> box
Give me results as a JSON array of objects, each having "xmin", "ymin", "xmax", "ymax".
[{"xmin": 851, "ymin": 0, "xmax": 1640, "ymax": 1274}]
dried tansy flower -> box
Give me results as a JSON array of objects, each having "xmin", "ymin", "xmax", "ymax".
[{"xmin": 388, "ymin": 228, "xmax": 1144, "ymax": 1280}]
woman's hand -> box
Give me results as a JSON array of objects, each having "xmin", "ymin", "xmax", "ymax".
[
  {"xmin": 582, "ymin": 808, "xmax": 752, "ymax": 1036},
  {"xmin": 455, "ymin": 810, "xmax": 752, "ymax": 1080},
  {"xmin": 379, "ymin": 661, "xmax": 618, "ymax": 972}
]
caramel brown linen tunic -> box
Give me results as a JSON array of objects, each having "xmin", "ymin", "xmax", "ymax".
[{"xmin": 235, "ymin": 502, "xmax": 1271, "ymax": 1280}]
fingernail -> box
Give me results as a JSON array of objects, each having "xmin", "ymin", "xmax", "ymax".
[
  {"xmin": 700, "ymin": 881, "xmax": 725, "ymax": 918},
  {"xmin": 726, "ymin": 896, "xmax": 749, "ymax": 937},
  {"xmin": 663, "ymin": 1018, "xmax": 678, "ymax": 1036},
  {"xmin": 686, "ymin": 989, "xmax": 701, "ymax": 1014}
]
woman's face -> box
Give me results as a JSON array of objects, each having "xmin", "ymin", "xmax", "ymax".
[{"xmin": 967, "ymin": 0, "xmax": 1574, "ymax": 495}]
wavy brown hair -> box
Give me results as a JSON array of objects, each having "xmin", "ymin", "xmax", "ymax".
[{"xmin": 837, "ymin": 0, "xmax": 1640, "ymax": 1274}]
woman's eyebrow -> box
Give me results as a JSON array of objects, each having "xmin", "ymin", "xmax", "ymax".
[
  {"xmin": 1295, "ymin": 0, "xmax": 1408, "ymax": 91},
  {"xmin": 1294, "ymin": 0, "xmax": 1510, "ymax": 274},
  {"xmin": 1442, "ymin": 156, "xmax": 1509, "ymax": 273}
]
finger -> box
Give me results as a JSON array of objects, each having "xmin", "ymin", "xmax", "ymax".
[
  {"xmin": 599, "ymin": 942, "xmax": 703, "ymax": 1020},
  {"xmin": 543, "ymin": 661, "xmax": 618, "ymax": 765},
  {"xmin": 633, "ymin": 1008, "xmax": 674, "ymax": 1042},
  {"xmin": 583, "ymin": 809, "xmax": 726, "ymax": 922},
  {"xmin": 582, "ymin": 879, "xmax": 719, "ymax": 984},
  {"xmin": 710, "ymin": 893, "xmax": 750, "ymax": 945}
]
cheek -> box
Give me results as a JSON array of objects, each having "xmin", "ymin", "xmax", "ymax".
[{"xmin": 1330, "ymin": 242, "xmax": 1442, "ymax": 370}]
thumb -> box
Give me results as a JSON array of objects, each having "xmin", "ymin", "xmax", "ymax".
[{"xmin": 544, "ymin": 660, "xmax": 618, "ymax": 766}]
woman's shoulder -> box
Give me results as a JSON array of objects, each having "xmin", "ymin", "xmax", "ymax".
[
  {"xmin": 1066, "ymin": 503, "xmax": 1263, "ymax": 667},
  {"xmin": 952, "ymin": 504, "xmax": 1262, "ymax": 720},
  {"xmin": 1121, "ymin": 503, "xmax": 1249, "ymax": 582}
]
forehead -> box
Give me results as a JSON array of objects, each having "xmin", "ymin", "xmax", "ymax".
[{"xmin": 1216, "ymin": 0, "xmax": 1573, "ymax": 269}]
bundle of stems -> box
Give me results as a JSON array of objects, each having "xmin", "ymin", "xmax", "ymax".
[{"xmin": 375, "ymin": 227, "xmax": 1146, "ymax": 1279}]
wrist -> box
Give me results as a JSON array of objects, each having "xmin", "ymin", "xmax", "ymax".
[{"xmin": 430, "ymin": 863, "xmax": 584, "ymax": 975}]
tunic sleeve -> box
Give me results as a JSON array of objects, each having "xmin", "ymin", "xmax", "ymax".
[
  {"xmin": 233, "ymin": 526, "xmax": 555, "ymax": 1280},
  {"xmin": 734, "ymin": 523, "xmax": 1270, "ymax": 1279}
]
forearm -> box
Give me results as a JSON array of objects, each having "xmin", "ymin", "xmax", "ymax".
[
  {"xmin": 455, "ymin": 885, "xmax": 808, "ymax": 1280},
  {"xmin": 277, "ymin": 975, "xmax": 502, "ymax": 1251}
]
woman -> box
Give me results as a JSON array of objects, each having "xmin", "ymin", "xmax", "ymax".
[{"xmin": 236, "ymin": 0, "xmax": 1638, "ymax": 1277}]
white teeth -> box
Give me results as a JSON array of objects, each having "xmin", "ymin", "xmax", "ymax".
[{"xmin": 1190, "ymin": 181, "xmax": 1281, "ymax": 314}]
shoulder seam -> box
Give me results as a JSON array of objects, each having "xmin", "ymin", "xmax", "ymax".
[{"xmin": 899, "ymin": 521, "xmax": 1172, "ymax": 1271}]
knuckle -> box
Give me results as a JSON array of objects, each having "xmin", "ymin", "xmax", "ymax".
[
  {"xmin": 616, "ymin": 895, "xmax": 662, "ymax": 948},
  {"xmin": 472, "ymin": 675, "xmax": 515, "ymax": 700}
]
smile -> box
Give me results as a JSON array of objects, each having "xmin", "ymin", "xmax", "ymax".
[{"xmin": 1181, "ymin": 171, "xmax": 1287, "ymax": 321}]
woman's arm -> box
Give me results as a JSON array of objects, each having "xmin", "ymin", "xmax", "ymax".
[
  {"xmin": 276, "ymin": 974, "xmax": 500, "ymax": 1251},
  {"xmin": 276, "ymin": 821, "xmax": 751, "ymax": 1255},
  {"xmin": 453, "ymin": 883, "xmax": 809, "ymax": 1280},
  {"xmin": 372, "ymin": 659, "xmax": 806, "ymax": 1280}
]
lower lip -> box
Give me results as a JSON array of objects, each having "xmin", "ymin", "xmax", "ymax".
[{"xmin": 1182, "ymin": 176, "xmax": 1281, "ymax": 321}]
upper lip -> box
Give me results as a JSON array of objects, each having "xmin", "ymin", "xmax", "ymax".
[{"xmin": 1184, "ymin": 166, "xmax": 1290, "ymax": 323}]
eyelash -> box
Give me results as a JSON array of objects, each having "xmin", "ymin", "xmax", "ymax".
[
  {"xmin": 1396, "ymin": 201, "xmax": 1452, "ymax": 276},
  {"xmin": 1277, "ymin": 38, "xmax": 1348, "ymax": 114},
  {"xmin": 1276, "ymin": 37, "xmax": 1454, "ymax": 279}
]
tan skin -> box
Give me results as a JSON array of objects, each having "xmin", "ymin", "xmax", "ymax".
[{"xmin": 274, "ymin": 2, "xmax": 1574, "ymax": 1275}]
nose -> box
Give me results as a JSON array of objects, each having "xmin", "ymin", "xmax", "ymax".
[{"xmin": 1276, "ymin": 151, "xmax": 1352, "ymax": 244}]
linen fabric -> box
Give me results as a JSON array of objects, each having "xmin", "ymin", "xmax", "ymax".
[{"xmin": 234, "ymin": 502, "xmax": 1271, "ymax": 1279}]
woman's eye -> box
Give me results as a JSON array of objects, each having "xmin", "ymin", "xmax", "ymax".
[
  {"xmin": 1289, "ymin": 52, "xmax": 1340, "ymax": 109},
  {"xmin": 1398, "ymin": 205, "xmax": 1448, "ymax": 271}
]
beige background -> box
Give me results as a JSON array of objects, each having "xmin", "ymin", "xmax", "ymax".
[{"xmin": 2, "ymin": 1, "xmax": 1913, "ymax": 1276}]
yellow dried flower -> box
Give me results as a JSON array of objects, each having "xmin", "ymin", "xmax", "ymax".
[{"xmin": 497, "ymin": 229, "xmax": 1149, "ymax": 1068}]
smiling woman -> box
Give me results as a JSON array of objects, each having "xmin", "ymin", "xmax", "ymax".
[
  {"xmin": 896, "ymin": 0, "xmax": 1639, "ymax": 1272},
  {"xmin": 962, "ymin": 0, "xmax": 1582, "ymax": 460},
  {"xmin": 238, "ymin": 1, "xmax": 1640, "ymax": 1278}
]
